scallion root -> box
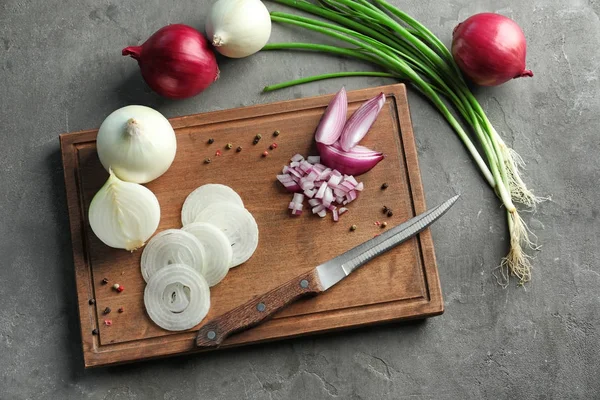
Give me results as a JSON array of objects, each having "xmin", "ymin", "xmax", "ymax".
[
  {"xmin": 496, "ymin": 210, "xmax": 537, "ymax": 286},
  {"xmin": 490, "ymin": 127, "xmax": 547, "ymax": 209}
]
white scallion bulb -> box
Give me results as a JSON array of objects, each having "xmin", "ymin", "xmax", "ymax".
[
  {"xmin": 205, "ymin": 0, "xmax": 272, "ymax": 59},
  {"xmin": 88, "ymin": 170, "xmax": 161, "ymax": 251}
]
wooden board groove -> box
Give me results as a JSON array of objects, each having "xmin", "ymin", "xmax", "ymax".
[{"xmin": 60, "ymin": 84, "xmax": 443, "ymax": 368}]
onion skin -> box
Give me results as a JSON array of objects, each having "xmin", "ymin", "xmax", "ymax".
[
  {"xmin": 451, "ymin": 13, "xmax": 533, "ymax": 87},
  {"xmin": 317, "ymin": 142, "xmax": 384, "ymax": 176},
  {"xmin": 123, "ymin": 24, "xmax": 219, "ymax": 99}
]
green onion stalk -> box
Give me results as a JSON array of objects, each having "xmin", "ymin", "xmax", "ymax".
[{"xmin": 261, "ymin": 0, "xmax": 543, "ymax": 285}]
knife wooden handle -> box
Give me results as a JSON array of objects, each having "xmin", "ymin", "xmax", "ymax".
[{"xmin": 196, "ymin": 269, "xmax": 324, "ymax": 348}]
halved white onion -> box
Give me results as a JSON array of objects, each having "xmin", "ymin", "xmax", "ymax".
[
  {"xmin": 181, "ymin": 222, "xmax": 232, "ymax": 286},
  {"xmin": 144, "ymin": 264, "xmax": 210, "ymax": 331},
  {"xmin": 141, "ymin": 229, "xmax": 206, "ymax": 282},
  {"xmin": 181, "ymin": 184, "xmax": 244, "ymax": 226},
  {"xmin": 195, "ymin": 203, "xmax": 258, "ymax": 268},
  {"xmin": 88, "ymin": 170, "xmax": 160, "ymax": 251}
]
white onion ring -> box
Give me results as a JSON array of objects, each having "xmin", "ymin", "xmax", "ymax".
[
  {"xmin": 195, "ymin": 203, "xmax": 258, "ymax": 268},
  {"xmin": 144, "ymin": 264, "xmax": 210, "ymax": 331},
  {"xmin": 181, "ymin": 184, "xmax": 244, "ymax": 226},
  {"xmin": 181, "ymin": 222, "xmax": 232, "ymax": 286},
  {"xmin": 141, "ymin": 229, "xmax": 206, "ymax": 282}
]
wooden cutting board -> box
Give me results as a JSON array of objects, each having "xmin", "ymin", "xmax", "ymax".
[{"xmin": 60, "ymin": 84, "xmax": 444, "ymax": 368}]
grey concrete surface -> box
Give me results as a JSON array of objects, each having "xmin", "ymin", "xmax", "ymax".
[{"xmin": 1, "ymin": 0, "xmax": 598, "ymax": 398}]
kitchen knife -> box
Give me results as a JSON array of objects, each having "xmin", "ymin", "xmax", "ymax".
[{"xmin": 196, "ymin": 194, "xmax": 459, "ymax": 348}]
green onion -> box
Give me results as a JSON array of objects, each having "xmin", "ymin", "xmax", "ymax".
[{"xmin": 262, "ymin": 0, "xmax": 543, "ymax": 285}]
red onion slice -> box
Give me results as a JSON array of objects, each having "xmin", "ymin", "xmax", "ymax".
[
  {"xmin": 315, "ymin": 87, "xmax": 347, "ymax": 145},
  {"xmin": 317, "ymin": 142, "xmax": 384, "ymax": 176},
  {"xmin": 339, "ymin": 93, "xmax": 386, "ymax": 151}
]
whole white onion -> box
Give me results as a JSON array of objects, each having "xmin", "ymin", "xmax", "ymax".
[
  {"xmin": 205, "ymin": 0, "xmax": 272, "ymax": 59},
  {"xmin": 96, "ymin": 105, "xmax": 177, "ymax": 184}
]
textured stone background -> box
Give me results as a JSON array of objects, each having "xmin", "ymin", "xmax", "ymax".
[{"xmin": 1, "ymin": 0, "xmax": 598, "ymax": 399}]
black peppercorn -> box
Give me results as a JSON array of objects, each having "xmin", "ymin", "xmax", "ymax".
[
  {"xmin": 103, "ymin": 307, "xmax": 111, "ymax": 315},
  {"xmin": 88, "ymin": 298, "xmax": 96, "ymax": 305},
  {"xmin": 207, "ymin": 138, "xmax": 214, "ymax": 144},
  {"xmin": 387, "ymin": 210, "xmax": 393, "ymax": 217},
  {"xmin": 101, "ymin": 277, "xmax": 109, "ymax": 285},
  {"xmin": 236, "ymin": 146, "xmax": 242, "ymax": 152},
  {"xmin": 92, "ymin": 329, "xmax": 98, "ymax": 335},
  {"xmin": 381, "ymin": 183, "xmax": 389, "ymax": 190}
]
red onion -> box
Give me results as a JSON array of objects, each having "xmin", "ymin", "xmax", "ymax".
[
  {"xmin": 315, "ymin": 87, "xmax": 347, "ymax": 145},
  {"xmin": 451, "ymin": 13, "xmax": 533, "ymax": 87},
  {"xmin": 339, "ymin": 93, "xmax": 386, "ymax": 151},
  {"xmin": 317, "ymin": 142, "xmax": 384, "ymax": 176},
  {"xmin": 123, "ymin": 24, "xmax": 219, "ymax": 99}
]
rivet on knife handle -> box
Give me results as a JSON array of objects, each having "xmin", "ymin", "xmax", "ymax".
[{"xmin": 196, "ymin": 270, "xmax": 323, "ymax": 348}]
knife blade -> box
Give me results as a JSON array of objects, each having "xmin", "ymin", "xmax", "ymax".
[{"xmin": 196, "ymin": 194, "xmax": 459, "ymax": 348}]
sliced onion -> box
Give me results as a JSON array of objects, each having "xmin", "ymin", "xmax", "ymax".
[
  {"xmin": 181, "ymin": 184, "xmax": 244, "ymax": 226},
  {"xmin": 181, "ymin": 222, "xmax": 232, "ymax": 286},
  {"xmin": 317, "ymin": 142, "xmax": 384, "ymax": 176},
  {"xmin": 163, "ymin": 283, "xmax": 190, "ymax": 313},
  {"xmin": 144, "ymin": 264, "xmax": 210, "ymax": 331},
  {"xmin": 141, "ymin": 229, "xmax": 206, "ymax": 282},
  {"xmin": 339, "ymin": 93, "xmax": 386, "ymax": 151},
  {"xmin": 195, "ymin": 203, "xmax": 258, "ymax": 268},
  {"xmin": 315, "ymin": 87, "xmax": 347, "ymax": 145}
]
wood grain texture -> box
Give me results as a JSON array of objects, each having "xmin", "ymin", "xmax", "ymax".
[
  {"xmin": 59, "ymin": 84, "xmax": 444, "ymax": 368},
  {"xmin": 196, "ymin": 269, "xmax": 323, "ymax": 348}
]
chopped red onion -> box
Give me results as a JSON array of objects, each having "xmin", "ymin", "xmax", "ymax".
[
  {"xmin": 333, "ymin": 188, "xmax": 346, "ymax": 197},
  {"xmin": 304, "ymin": 188, "xmax": 317, "ymax": 198},
  {"xmin": 332, "ymin": 208, "xmax": 339, "ymax": 222},
  {"xmin": 307, "ymin": 156, "xmax": 321, "ymax": 164},
  {"xmin": 313, "ymin": 163, "xmax": 326, "ymax": 173},
  {"xmin": 291, "ymin": 154, "xmax": 304, "ymax": 162},
  {"xmin": 312, "ymin": 204, "xmax": 326, "ymax": 214},
  {"xmin": 328, "ymin": 175, "xmax": 342, "ymax": 186},
  {"xmin": 346, "ymin": 190, "xmax": 358, "ymax": 202},
  {"xmin": 293, "ymin": 193, "xmax": 304, "ymax": 204},
  {"xmin": 345, "ymin": 175, "xmax": 358, "ymax": 186},
  {"xmin": 315, "ymin": 183, "xmax": 328, "ymax": 199},
  {"xmin": 319, "ymin": 168, "xmax": 332, "ymax": 180},
  {"xmin": 276, "ymin": 154, "xmax": 364, "ymax": 220}
]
